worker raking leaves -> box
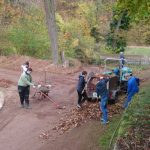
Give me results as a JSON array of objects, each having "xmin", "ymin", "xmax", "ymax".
[{"xmin": 18, "ymin": 68, "xmax": 35, "ymax": 109}]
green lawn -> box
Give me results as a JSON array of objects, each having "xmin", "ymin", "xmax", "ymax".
[
  {"xmin": 99, "ymin": 84, "xmax": 150, "ymax": 150},
  {"xmin": 125, "ymin": 47, "xmax": 150, "ymax": 56}
]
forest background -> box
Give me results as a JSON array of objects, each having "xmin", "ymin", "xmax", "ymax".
[{"xmin": 0, "ymin": 0, "xmax": 150, "ymax": 64}]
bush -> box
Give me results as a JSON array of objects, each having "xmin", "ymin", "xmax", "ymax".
[
  {"xmin": 8, "ymin": 7, "xmax": 50, "ymax": 59},
  {"xmin": 106, "ymin": 32, "xmax": 126, "ymax": 53}
]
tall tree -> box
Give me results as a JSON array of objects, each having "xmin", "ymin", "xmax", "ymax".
[
  {"xmin": 116, "ymin": 0, "xmax": 150, "ymax": 22},
  {"xmin": 43, "ymin": 0, "xmax": 59, "ymax": 64}
]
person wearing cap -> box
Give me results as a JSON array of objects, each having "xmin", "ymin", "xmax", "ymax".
[
  {"xmin": 96, "ymin": 75, "xmax": 109, "ymax": 124},
  {"xmin": 76, "ymin": 71, "xmax": 87, "ymax": 108},
  {"xmin": 18, "ymin": 68, "xmax": 35, "ymax": 109},
  {"xmin": 123, "ymin": 73, "xmax": 140, "ymax": 108},
  {"xmin": 21, "ymin": 61, "xmax": 29, "ymax": 73}
]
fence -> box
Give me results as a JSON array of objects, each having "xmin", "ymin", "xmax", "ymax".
[{"xmin": 100, "ymin": 55, "xmax": 150, "ymax": 65}]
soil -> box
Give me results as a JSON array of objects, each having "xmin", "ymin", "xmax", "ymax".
[
  {"xmin": 0, "ymin": 56, "xmax": 103, "ymax": 150},
  {"xmin": 0, "ymin": 56, "xmax": 149, "ymax": 150}
]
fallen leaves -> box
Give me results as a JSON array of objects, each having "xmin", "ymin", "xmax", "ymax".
[
  {"xmin": 39, "ymin": 97, "xmax": 125, "ymax": 140},
  {"xmin": 117, "ymin": 127, "xmax": 150, "ymax": 150}
]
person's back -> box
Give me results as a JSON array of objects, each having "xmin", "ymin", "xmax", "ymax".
[
  {"xmin": 96, "ymin": 78, "xmax": 109, "ymax": 98},
  {"xmin": 77, "ymin": 74, "xmax": 86, "ymax": 92},
  {"xmin": 128, "ymin": 76, "xmax": 139, "ymax": 93}
]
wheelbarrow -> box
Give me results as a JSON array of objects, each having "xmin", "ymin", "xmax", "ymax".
[{"xmin": 33, "ymin": 84, "xmax": 64, "ymax": 109}]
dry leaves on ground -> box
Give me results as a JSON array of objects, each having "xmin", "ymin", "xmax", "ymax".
[
  {"xmin": 39, "ymin": 97, "xmax": 125, "ymax": 140},
  {"xmin": 117, "ymin": 126, "xmax": 150, "ymax": 150}
]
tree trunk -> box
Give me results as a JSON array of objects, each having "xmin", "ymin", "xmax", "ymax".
[{"xmin": 43, "ymin": 0, "xmax": 59, "ymax": 65}]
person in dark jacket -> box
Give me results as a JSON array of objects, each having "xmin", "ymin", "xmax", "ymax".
[
  {"xmin": 76, "ymin": 71, "xmax": 87, "ymax": 108},
  {"xmin": 120, "ymin": 52, "xmax": 125, "ymax": 68},
  {"xmin": 123, "ymin": 73, "xmax": 140, "ymax": 108},
  {"xmin": 96, "ymin": 75, "xmax": 109, "ymax": 124}
]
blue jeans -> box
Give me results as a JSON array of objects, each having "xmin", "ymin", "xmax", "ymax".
[
  {"xmin": 124, "ymin": 92, "xmax": 136, "ymax": 108},
  {"xmin": 99, "ymin": 95, "xmax": 108, "ymax": 124}
]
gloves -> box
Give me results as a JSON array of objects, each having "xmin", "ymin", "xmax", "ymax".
[
  {"xmin": 37, "ymin": 84, "xmax": 41, "ymax": 88},
  {"xmin": 47, "ymin": 84, "xmax": 52, "ymax": 88},
  {"xmin": 33, "ymin": 85, "xmax": 36, "ymax": 88}
]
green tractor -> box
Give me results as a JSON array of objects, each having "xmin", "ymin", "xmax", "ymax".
[{"xmin": 86, "ymin": 58, "xmax": 132, "ymax": 103}]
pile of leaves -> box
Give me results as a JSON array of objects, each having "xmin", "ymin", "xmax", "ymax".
[
  {"xmin": 39, "ymin": 98, "xmax": 125, "ymax": 140},
  {"xmin": 0, "ymin": 79, "xmax": 14, "ymax": 88},
  {"xmin": 117, "ymin": 125, "xmax": 150, "ymax": 150},
  {"xmin": 53, "ymin": 103, "xmax": 100, "ymax": 134}
]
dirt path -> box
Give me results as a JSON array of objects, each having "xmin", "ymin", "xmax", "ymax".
[
  {"xmin": 0, "ymin": 66, "xmax": 103, "ymax": 150},
  {"xmin": 1, "ymin": 64, "xmax": 149, "ymax": 150}
]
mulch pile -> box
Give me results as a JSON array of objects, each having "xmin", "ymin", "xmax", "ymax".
[{"xmin": 0, "ymin": 79, "xmax": 14, "ymax": 88}]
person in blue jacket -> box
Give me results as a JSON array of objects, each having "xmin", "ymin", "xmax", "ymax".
[
  {"xmin": 123, "ymin": 73, "xmax": 140, "ymax": 108},
  {"xmin": 96, "ymin": 75, "xmax": 109, "ymax": 124},
  {"xmin": 77, "ymin": 71, "xmax": 87, "ymax": 108}
]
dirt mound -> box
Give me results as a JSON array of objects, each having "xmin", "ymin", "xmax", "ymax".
[
  {"xmin": 0, "ymin": 79, "xmax": 14, "ymax": 88},
  {"xmin": 0, "ymin": 55, "xmax": 81, "ymax": 74}
]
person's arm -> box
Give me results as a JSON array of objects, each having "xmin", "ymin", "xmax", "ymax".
[
  {"xmin": 127, "ymin": 82, "xmax": 131, "ymax": 93},
  {"xmin": 104, "ymin": 78, "xmax": 109, "ymax": 83},
  {"xmin": 135, "ymin": 77, "xmax": 140, "ymax": 86}
]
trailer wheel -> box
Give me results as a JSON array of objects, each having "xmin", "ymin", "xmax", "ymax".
[{"xmin": 108, "ymin": 92, "xmax": 119, "ymax": 104}]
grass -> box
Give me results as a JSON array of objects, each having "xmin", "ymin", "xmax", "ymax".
[
  {"xmin": 125, "ymin": 47, "xmax": 150, "ymax": 56},
  {"xmin": 99, "ymin": 114, "xmax": 122, "ymax": 150},
  {"xmin": 99, "ymin": 84, "xmax": 150, "ymax": 150}
]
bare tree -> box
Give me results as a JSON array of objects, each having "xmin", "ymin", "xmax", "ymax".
[{"xmin": 43, "ymin": 0, "xmax": 59, "ymax": 65}]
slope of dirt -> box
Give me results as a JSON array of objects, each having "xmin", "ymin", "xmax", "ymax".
[
  {"xmin": 0, "ymin": 55, "xmax": 81, "ymax": 74},
  {"xmin": 0, "ymin": 61, "xmax": 102, "ymax": 150}
]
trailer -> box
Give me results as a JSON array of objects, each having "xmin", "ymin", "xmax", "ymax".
[{"xmin": 86, "ymin": 72, "xmax": 120, "ymax": 103}]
